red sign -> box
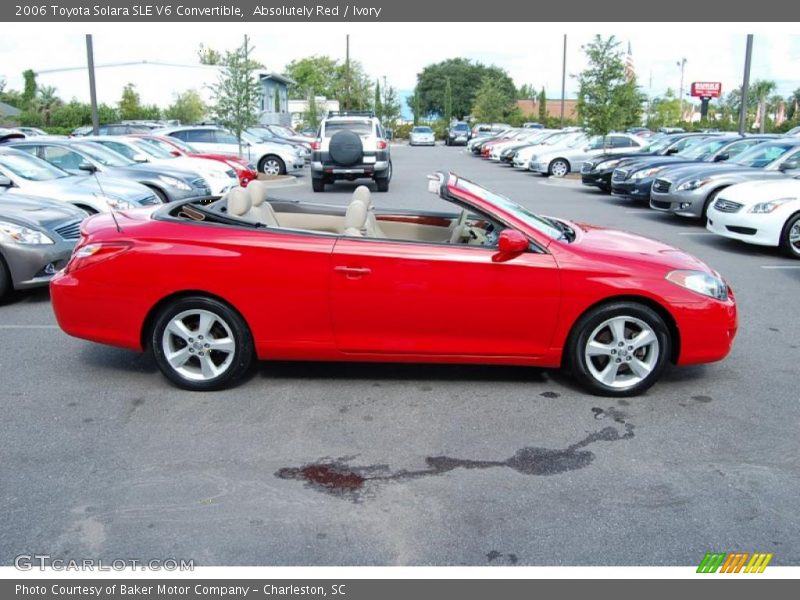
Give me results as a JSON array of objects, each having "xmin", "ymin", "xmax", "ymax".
[{"xmin": 691, "ymin": 82, "xmax": 722, "ymax": 98}]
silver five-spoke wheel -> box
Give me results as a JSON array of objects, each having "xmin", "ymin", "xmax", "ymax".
[
  {"xmin": 550, "ymin": 159, "xmax": 569, "ymax": 178},
  {"xmin": 161, "ymin": 309, "xmax": 236, "ymax": 382},
  {"xmin": 584, "ymin": 316, "xmax": 660, "ymax": 390}
]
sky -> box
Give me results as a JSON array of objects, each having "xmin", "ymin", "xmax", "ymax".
[{"xmin": 1, "ymin": 23, "xmax": 799, "ymax": 109}]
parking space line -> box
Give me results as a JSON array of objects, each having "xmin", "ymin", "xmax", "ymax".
[
  {"xmin": 0, "ymin": 325, "xmax": 60, "ymax": 329},
  {"xmin": 678, "ymin": 232, "xmax": 715, "ymax": 236},
  {"xmin": 761, "ymin": 265, "xmax": 800, "ymax": 270}
]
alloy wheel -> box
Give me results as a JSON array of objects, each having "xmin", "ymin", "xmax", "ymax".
[
  {"xmin": 584, "ymin": 316, "xmax": 660, "ymax": 389},
  {"xmin": 161, "ymin": 309, "xmax": 236, "ymax": 381},
  {"xmin": 551, "ymin": 160, "xmax": 569, "ymax": 178}
]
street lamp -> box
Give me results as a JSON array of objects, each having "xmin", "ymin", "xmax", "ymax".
[{"xmin": 677, "ymin": 58, "xmax": 687, "ymax": 123}]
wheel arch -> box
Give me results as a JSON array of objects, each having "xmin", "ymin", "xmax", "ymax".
[
  {"xmin": 140, "ymin": 289, "xmax": 253, "ymax": 351},
  {"xmin": 561, "ymin": 294, "xmax": 681, "ymax": 368}
]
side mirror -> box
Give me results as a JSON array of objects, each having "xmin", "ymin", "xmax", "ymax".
[
  {"xmin": 78, "ymin": 162, "xmax": 98, "ymax": 173},
  {"xmin": 132, "ymin": 154, "xmax": 148, "ymax": 163},
  {"xmin": 170, "ymin": 150, "xmax": 181, "ymax": 157},
  {"xmin": 0, "ymin": 174, "xmax": 13, "ymax": 187},
  {"xmin": 665, "ymin": 147, "xmax": 679, "ymax": 155},
  {"xmin": 714, "ymin": 152, "xmax": 729, "ymax": 162},
  {"xmin": 779, "ymin": 160, "xmax": 799, "ymax": 172},
  {"xmin": 496, "ymin": 229, "xmax": 529, "ymax": 256}
]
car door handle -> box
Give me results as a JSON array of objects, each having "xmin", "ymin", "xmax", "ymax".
[{"xmin": 334, "ymin": 266, "xmax": 372, "ymax": 276}]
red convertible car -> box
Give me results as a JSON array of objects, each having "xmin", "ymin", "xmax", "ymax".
[{"xmin": 50, "ymin": 173, "xmax": 737, "ymax": 396}]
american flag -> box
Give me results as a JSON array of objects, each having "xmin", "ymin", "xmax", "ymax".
[{"xmin": 625, "ymin": 42, "xmax": 635, "ymax": 81}]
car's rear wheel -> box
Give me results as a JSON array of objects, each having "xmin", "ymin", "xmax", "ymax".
[
  {"xmin": 567, "ymin": 302, "xmax": 671, "ymax": 397},
  {"xmin": 779, "ymin": 212, "xmax": 800, "ymax": 259},
  {"xmin": 151, "ymin": 296, "xmax": 254, "ymax": 391},
  {"xmin": 549, "ymin": 158, "xmax": 570, "ymax": 178},
  {"xmin": 312, "ymin": 177, "xmax": 325, "ymax": 192},
  {"xmin": 259, "ymin": 155, "xmax": 286, "ymax": 176},
  {"xmin": 375, "ymin": 161, "xmax": 392, "ymax": 192}
]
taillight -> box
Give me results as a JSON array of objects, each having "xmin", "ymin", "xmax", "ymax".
[
  {"xmin": 310, "ymin": 140, "xmax": 321, "ymax": 150},
  {"xmin": 65, "ymin": 242, "xmax": 131, "ymax": 274},
  {"xmin": 376, "ymin": 140, "xmax": 388, "ymax": 150}
]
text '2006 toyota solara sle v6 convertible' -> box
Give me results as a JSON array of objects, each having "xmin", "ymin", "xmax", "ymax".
[{"xmin": 50, "ymin": 173, "xmax": 738, "ymax": 397}]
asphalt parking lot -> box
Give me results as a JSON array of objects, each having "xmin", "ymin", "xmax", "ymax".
[{"xmin": 1, "ymin": 143, "xmax": 799, "ymax": 567}]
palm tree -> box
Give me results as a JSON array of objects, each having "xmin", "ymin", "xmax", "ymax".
[
  {"xmin": 750, "ymin": 80, "xmax": 776, "ymax": 133},
  {"xmin": 35, "ymin": 85, "xmax": 61, "ymax": 127}
]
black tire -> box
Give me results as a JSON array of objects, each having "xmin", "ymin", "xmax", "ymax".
[
  {"xmin": 145, "ymin": 185, "xmax": 169, "ymax": 204},
  {"xmin": 0, "ymin": 254, "xmax": 11, "ymax": 301},
  {"xmin": 376, "ymin": 177, "xmax": 390, "ymax": 192},
  {"xmin": 701, "ymin": 188, "xmax": 725, "ymax": 223},
  {"xmin": 328, "ymin": 130, "xmax": 363, "ymax": 166},
  {"xmin": 150, "ymin": 295, "xmax": 254, "ymax": 391},
  {"xmin": 598, "ymin": 183, "xmax": 612, "ymax": 194},
  {"xmin": 259, "ymin": 155, "xmax": 286, "ymax": 176},
  {"xmin": 548, "ymin": 158, "xmax": 570, "ymax": 178},
  {"xmin": 566, "ymin": 301, "xmax": 671, "ymax": 397},
  {"xmin": 779, "ymin": 212, "xmax": 800, "ymax": 259},
  {"xmin": 311, "ymin": 177, "xmax": 325, "ymax": 192},
  {"xmin": 74, "ymin": 204, "xmax": 98, "ymax": 216}
]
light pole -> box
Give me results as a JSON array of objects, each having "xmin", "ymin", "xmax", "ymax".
[
  {"xmin": 677, "ymin": 58, "xmax": 687, "ymax": 124},
  {"xmin": 739, "ymin": 35, "xmax": 754, "ymax": 135}
]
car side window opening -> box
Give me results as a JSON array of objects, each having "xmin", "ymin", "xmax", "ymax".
[{"xmin": 42, "ymin": 146, "xmax": 85, "ymax": 171}]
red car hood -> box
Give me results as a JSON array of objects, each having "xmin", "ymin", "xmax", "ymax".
[{"xmin": 566, "ymin": 222, "xmax": 714, "ymax": 273}]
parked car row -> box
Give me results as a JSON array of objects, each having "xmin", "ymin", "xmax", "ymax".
[
  {"xmin": 460, "ymin": 125, "xmax": 800, "ymax": 259},
  {"xmin": 0, "ymin": 125, "xmax": 279, "ymax": 300}
]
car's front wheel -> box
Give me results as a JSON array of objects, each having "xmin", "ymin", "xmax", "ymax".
[
  {"xmin": 151, "ymin": 296, "xmax": 254, "ymax": 391},
  {"xmin": 259, "ymin": 155, "xmax": 286, "ymax": 176},
  {"xmin": 549, "ymin": 159, "xmax": 570, "ymax": 178},
  {"xmin": 567, "ymin": 302, "xmax": 671, "ymax": 397},
  {"xmin": 779, "ymin": 212, "xmax": 800, "ymax": 259}
]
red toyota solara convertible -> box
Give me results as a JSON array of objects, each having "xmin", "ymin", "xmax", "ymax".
[{"xmin": 50, "ymin": 172, "xmax": 737, "ymax": 396}]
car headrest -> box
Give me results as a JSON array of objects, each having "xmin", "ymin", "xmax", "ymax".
[
  {"xmin": 227, "ymin": 187, "xmax": 251, "ymax": 217},
  {"xmin": 352, "ymin": 185, "xmax": 372, "ymax": 208},
  {"xmin": 344, "ymin": 198, "xmax": 368, "ymax": 231},
  {"xmin": 247, "ymin": 180, "xmax": 268, "ymax": 207}
]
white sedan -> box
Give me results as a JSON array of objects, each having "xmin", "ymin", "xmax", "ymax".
[
  {"xmin": 409, "ymin": 126, "xmax": 436, "ymax": 146},
  {"xmin": 706, "ymin": 178, "xmax": 800, "ymax": 258}
]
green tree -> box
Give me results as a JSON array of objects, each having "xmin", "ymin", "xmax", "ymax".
[
  {"xmin": 647, "ymin": 88, "xmax": 682, "ymax": 128},
  {"xmin": 164, "ymin": 89, "xmax": 206, "ymax": 124},
  {"xmin": 198, "ymin": 44, "xmax": 224, "ymax": 65},
  {"xmin": 787, "ymin": 88, "xmax": 800, "ymax": 120},
  {"xmin": 21, "ymin": 69, "xmax": 37, "ymax": 108},
  {"xmin": 283, "ymin": 55, "xmax": 341, "ymax": 99},
  {"xmin": 210, "ymin": 35, "xmax": 261, "ymax": 151},
  {"xmin": 576, "ymin": 35, "xmax": 643, "ymax": 137},
  {"xmin": 750, "ymin": 79, "xmax": 776, "ymax": 132},
  {"xmin": 472, "ymin": 76, "xmax": 514, "ymax": 122},
  {"xmin": 302, "ymin": 89, "xmax": 323, "ymax": 131},
  {"xmin": 380, "ymin": 82, "xmax": 401, "ymax": 130},
  {"xmin": 34, "ymin": 85, "xmax": 61, "ymax": 126},
  {"xmin": 414, "ymin": 58, "xmax": 516, "ymax": 119},
  {"xmin": 538, "ymin": 87, "xmax": 547, "ymax": 122},
  {"xmin": 118, "ymin": 83, "xmax": 144, "ymax": 120},
  {"xmin": 518, "ymin": 83, "xmax": 536, "ymax": 99}
]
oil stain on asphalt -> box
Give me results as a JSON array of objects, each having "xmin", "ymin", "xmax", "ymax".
[{"xmin": 275, "ymin": 407, "xmax": 635, "ymax": 501}]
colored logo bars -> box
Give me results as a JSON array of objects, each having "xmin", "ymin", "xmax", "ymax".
[{"xmin": 697, "ymin": 552, "xmax": 773, "ymax": 573}]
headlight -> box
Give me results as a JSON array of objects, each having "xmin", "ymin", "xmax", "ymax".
[
  {"xmin": 666, "ymin": 270, "xmax": 729, "ymax": 301},
  {"xmin": 158, "ymin": 175, "xmax": 191, "ymax": 191},
  {"xmin": 748, "ymin": 197, "xmax": 794, "ymax": 214},
  {"xmin": 676, "ymin": 178, "xmax": 710, "ymax": 192},
  {"xmin": 631, "ymin": 167, "xmax": 663, "ymax": 180},
  {"xmin": 594, "ymin": 159, "xmax": 621, "ymax": 171},
  {"xmin": 0, "ymin": 221, "xmax": 54, "ymax": 245}
]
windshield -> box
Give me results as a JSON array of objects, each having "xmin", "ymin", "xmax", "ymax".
[
  {"xmin": 453, "ymin": 177, "xmax": 564, "ymax": 240},
  {"xmin": 163, "ymin": 137, "xmax": 196, "ymax": 153},
  {"xmin": 0, "ymin": 151, "xmax": 70, "ymax": 180},
  {"xmin": 325, "ymin": 120, "xmax": 373, "ymax": 136},
  {"xmin": 678, "ymin": 137, "xmax": 731, "ymax": 160},
  {"xmin": 452, "ymin": 123, "xmax": 469, "ymax": 131},
  {"xmin": 564, "ymin": 134, "xmax": 589, "ymax": 148},
  {"xmin": 72, "ymin": 142, "xmax": 135, "ymax": 167},
  {"xmin": 246, "ymin": 128, "xmax": 276, "ymax": 141},
  {"xmin": 139, "ymin": 137, "xmax": 184, "ymax": 155},
  {"xmin": 732, "ymin": 143, "xmax": 796, "ymax": 168},
  {"xmin": 639, "ymin": 136, "xmax": 675, "ymax": 154},
  {"xmin": 412, "ymin": 127, "xmax": 433, "ymax": 133},
  {"xmin": 132, "ymin": 139, "xmax": 173, "ymax": 159},
  {"xmin": 542, "ymin": 133, "xmax": 570, "ymax": 146}
]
